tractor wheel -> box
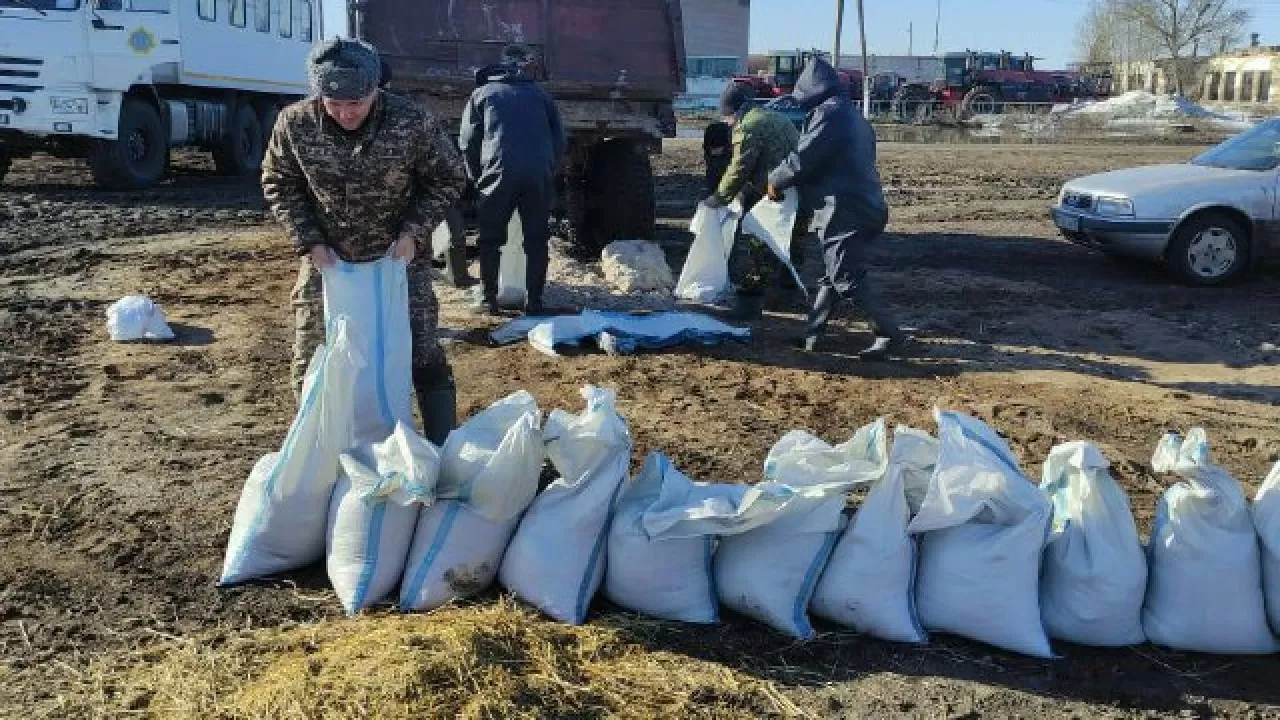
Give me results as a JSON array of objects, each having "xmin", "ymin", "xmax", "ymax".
[
  {"xmin": 891, "ymin": 85, "xmax": 933, "ymax": 124},
  {"xmin": 89, "ymin": 97, "xmax": 168, "ymax": 191},
  {"xmin": 574, "ymin": 139, "xmax": 656, "ymax": 258},
  {"xmin": 960, "ymin": 86, "xmax": 1002, "ymax": 118},
  {"xmin": 213, "ymin": 104, "xmax": 266, "ymax": 177}
]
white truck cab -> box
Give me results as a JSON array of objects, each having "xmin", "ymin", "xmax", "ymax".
[{"xmin": 0, "ymin": 0, "xmax": 321, "ymax": 189}]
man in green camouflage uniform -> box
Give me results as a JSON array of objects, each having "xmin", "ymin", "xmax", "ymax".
[
  {"xmin": 261, "ymin": 37, "xmax": 467, "ymax": 445},
  {"xmin": 703, "ymin": 82, "xmax": 803, "ymax": 320}
]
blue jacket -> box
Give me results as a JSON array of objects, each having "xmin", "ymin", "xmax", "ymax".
[
  {"xmin": 768, "ymin": 59, "xmax": 888, "ymax": 234},
  {"xmin": 459, "ymin": 68, "xmax": 566, "ymax": 195}
]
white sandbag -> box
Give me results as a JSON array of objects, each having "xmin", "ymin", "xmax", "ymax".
[
  {"xmin": 605, "ymin": 452, "xmax": 790, "ymax": 624},
  {"xmin": 437, "ymin": 390, "xmax": 544, "ymax": 523},
  {"xmin": 1039, "ymin": 441, "xmax": 1147, "ymax": 647},
  {"xmin": 398, "ymin": 391, "xmax": 544, "ymax": 612},
  {"xmin": 907, "ymin": 409, "xmax": 1054, "ymax": 658},
  {"xmin": 327, "ymin": 423, "xmax": 438, "ymax": 614},
  {"xmin": 715, "ymin": 420, "xmax": 888, "ymax": 639},
  {"xmin": 320, "ymin": 258, "xmax": 415, "ymax": 443},
  {"xmin": 738, "ymin": 188, "xmax": 807, "ymax": 299},
  {"xmin": 105, "ymin": 294, "xmax": 175, "ymax": 341},
  {"xmin": 498, "ymin": 211, "xmax": 527, "ymax": 308},
  {"xmin": 219, "ymin": 318, "xmax": 363, "ymax": 585},
  {"xmin": 500, "ymin": 386, "xmax": 632, "ymax": 624},
  {"xmin": 1144, "ymin": 429, "xmax": 1279, "ymax": 654},
  {"xmin": 1254, "ymin": 459, "xmax": 1280, "ymax": 635},
  {"xmin": 675, "ymin": 202, "xmax": 738, "ymax": 303},
  {"xmin": 812, "ymin": 426, "xmax": 938, "ymax": 644}
]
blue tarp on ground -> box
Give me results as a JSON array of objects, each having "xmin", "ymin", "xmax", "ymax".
[{"xmin": 491, "ymin": 311, "xmax": 750, "ymax": 357}]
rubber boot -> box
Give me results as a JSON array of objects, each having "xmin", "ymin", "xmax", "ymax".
[
  {"xmin": 445, "ymin": 247, "xmax": 478, "ymax": 289},
  {"xmin": 728, "ymin": 294, "xmax": 764, "ymax": 322},
  {"xmin": 412, "ymin": 364, "xmax": 457, "ymax": 446},
  {"xmin": 470, "ymin": 244, "xmax": 502, "ymax": 316},
  {"xmin": 796, "ymin": 285, "xmax": 839, "ymax": 351}
]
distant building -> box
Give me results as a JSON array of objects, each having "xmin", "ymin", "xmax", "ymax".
[
  {"xmin": 681, "ymin": 0, "xmax": 750, "ymax": 78},
  {"xmin": 1202, "ymin": 47, "xmax": 1280, "ymax": 104},
  {"xmin": 1110, "ymin": 58, "xmax": 1210, "ymax": 97},
  {"xmin": 836, "ymin": 54, "xmax": 945, "ymax": 84}
]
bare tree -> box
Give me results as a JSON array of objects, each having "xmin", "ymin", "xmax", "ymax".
[
  {"xmin": 1076, "ymin": 0, "xmax": 1162, "ymax": 64},
  {"xmin": 1118, "ymin": 0, "xmax": 1250, "ymax": 93}
]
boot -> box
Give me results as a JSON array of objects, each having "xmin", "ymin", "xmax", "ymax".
[
  {"xmin": 728, "ymin": 294, "xmax": 764, "ymax": 322},
  {"xmin": 857, "ymin": 334, "xmax": 912, "ymax": 361},
  {"xmin": 471, "ymin": 245, "xmax": 502, "ymax": 316},
  {"xmin": 444, "ymin": 247, "xmax": 478, "ymax": 288},
  {"xmin": 795, "ymin": 285, "xmax": 839, "ymax": 351},
  {"xmin": 412, "ymin": 364, "xmax": 457, "ymax": 446}
]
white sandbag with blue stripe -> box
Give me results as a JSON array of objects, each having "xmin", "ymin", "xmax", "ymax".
[
  {"xmin": 399, "ymin": 391, "xmax": 544, "ymax": 613},
  {"xmin": 327, "ymin": 423, "xmax": 439, "ymax": 614},
  {"xmin": 812, "ymin": 425, "xmax": 936, "ymax": 644},
  {"xmin": 715, "ymin": 420, "xmax": 889, "ymax": 640},
  {"xmin": 500, "ymin": 386, "xmax": 632, "ymax": 625}
]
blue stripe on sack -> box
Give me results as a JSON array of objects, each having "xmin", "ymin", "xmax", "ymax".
[
  {"xmin": 400, "ymin": 501, "xmax": 462, "ymax": 610},
  {"xmin": 703, "ymin": 536, "xmax": 719, "ymax": 623},
  {"xmin": 222, "ymin": 343, "xmax": 330, "ymax": 584},
  {"xmin": 792, "ymin": 531, "xmax": 840, "ymax": 640},
  {"xmin": 349, "ymin": 501, "xmax": 388, "ymax": 614},
  {"xmin": 371, "ymin": 262, "xmax": 393, "ymax": 430},
  {"xmin": 574, "ymin": 479, "xmax": 627, "ymax": 624},
  {"xmin": 906, "ymin": 536, "xmax": 928, "ymax": 643}
]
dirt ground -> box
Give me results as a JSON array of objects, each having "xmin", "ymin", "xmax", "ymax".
[{"xmin": 2, "ymin": 138, "xmax": 1280, "ymax": 718}]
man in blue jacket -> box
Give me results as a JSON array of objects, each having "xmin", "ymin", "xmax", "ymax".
[
  {"xmin": 460, "ymin": 44, "xmax": 566, "ymax": 315},
  {"xmin": 768, "ymin": 58, "xmax": 907, "ymax": 359}
]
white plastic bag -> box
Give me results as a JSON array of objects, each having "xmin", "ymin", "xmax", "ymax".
[
  {"xmin": 500, "ymin": 386, "xmax": 632, "ymax": 624},
  {"xmin": 1254, "ymin": 459, "xmax": 1280, "ymax": 635},
  {"xmin": 327, "ymin": 423, "xmax": 438, "ymax": 614},
  {"xmin": 1039, "ymin": 441, "xmax": 1147, "ymax": 647},
  {"xmin": 498, "ymin": 211, "xmax": 527, "ymax": 308},
  {"xmin": 605, "ymin": 452, "xmax": 790, "ymax": 624},
  {"xmin": 715, "ymin": 420, "xmax": 888, "ymax": 639},
  {"xmin": 219, "ymin": 318, "xmax": 363, "ymax": 585},
  {"xmin": 105, "ymin": 294, "xmax": 175, "ymax": 341},
  {"xmin": 907, "ymin": 409, "xmax": 1054, "ymax": 658},
  {"xmin": 812, "ymin": 425, "xmax": 937, "ymax": 644},
  {"xmin": 675, "ymin": 202, "xmax": 738, "ymax": 303},
  {"xmin": 398, "ymin": 391, "xmax": 544, "ymax": 612},
  {"xmin": 1144, "ymin": 429, "xmax": 1279, "ymax": 654},
  {"xmin": 739, "ymin": 188, "xmax": 807, "ymax": 299}
]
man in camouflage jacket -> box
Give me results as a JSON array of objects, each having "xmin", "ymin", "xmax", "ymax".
[
  {"xmin": 261, "ymin": 37, "xmax": 467, "ymax": 445},
  {"xmin": 704, "ymin": 82, "xmax": 805, "ymax": 320}
]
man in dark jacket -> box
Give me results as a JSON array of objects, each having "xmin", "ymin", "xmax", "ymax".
[
  {"xmin": 459, "ymin": 44, "xmax": 566, "ymax": 315},
  {"xmin": 768, "ymin": 58, "xmax": 907, "ymax": 359}
]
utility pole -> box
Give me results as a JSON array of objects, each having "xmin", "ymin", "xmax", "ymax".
[
  {"xmin": 834, "ymin": 0, "xmax": 845, "ymax": 70},
  {"xmin": 933, "ymin": 0, "xmax": 941, "ymax": 55},
  {"xmin": 908, "ymin": 22, "xmax": 913, "ymax": 56},
  {"xmin": 857, "ymin": 0, "xmax": 870, "ymax": 117}
]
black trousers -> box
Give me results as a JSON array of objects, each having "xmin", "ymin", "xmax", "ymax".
[
  {"xmin": 476, "ymin": 175, "xmax": 553, "ymax": 305},
  {"xmin": 814, "ymin": 207, "xmax": 901, "ymax": 338}
]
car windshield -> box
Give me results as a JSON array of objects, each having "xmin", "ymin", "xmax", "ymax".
[
  {"xmin": 1191, "ymin": 119, "xmax": 1280, "ymax": 171},
  {"xmin": 0, "ymin": 0, "xmax": 79, "ymax": 9}
]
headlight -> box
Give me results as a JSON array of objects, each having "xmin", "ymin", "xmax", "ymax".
[
  {"xmin": 50, "ymin": 97, "xmax": 89, "ymax": 115},
  {"xmin": 1094, "ymin": 195, "xmax": 1134, "ymax": 217}
]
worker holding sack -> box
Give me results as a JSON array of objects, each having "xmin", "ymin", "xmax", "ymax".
[
  {"xmin": 704, "ymin": 81, "xmax": 804, "ymax": 321},
  {"xmin": 261, "ymin": 37, "xmax": 467, "ymax": 444},
  {"xmin": 767, "ymin": 57, "xmax": 908, "ymax": 359}
]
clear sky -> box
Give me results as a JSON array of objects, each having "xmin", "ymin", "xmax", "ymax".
[{"xmin": 750, "ymin": 0, "xmax": 1280, "ymax": 71}]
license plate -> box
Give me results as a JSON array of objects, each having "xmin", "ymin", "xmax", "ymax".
[
  {"xmin": 1055, "ymin": 212, "xmax": 1081, "ymax": 232},
  {"xmin": 0, "ymin": 114, "xmax": 8, "ymax": 126}
]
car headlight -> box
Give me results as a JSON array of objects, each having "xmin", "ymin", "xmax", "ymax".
[
  {"xmin": 50, "ymin": 97, "xmax": 88, "ymax": 115},
  {"xmin": 1094, "ymin": 195, "xmax": 1134, "ymax": 217}
]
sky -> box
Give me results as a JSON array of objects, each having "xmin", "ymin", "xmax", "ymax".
[{"xmin": 750, "ymin": 0, "xmax": 1280, "ymax": 72}]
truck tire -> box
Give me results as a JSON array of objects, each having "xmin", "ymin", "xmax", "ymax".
[
  {"xmin": 0, "ymin": 151, "xmax": 10, "ymax": 187},
  {"xmin": 258, "ymin": 102, "xmax": 280, "ymax": 149},
  {"xmin": 579, "ymin": 139, "xmax": 656, "ymax": 255},
  {"xmin": 1166, "ymin": 211, "xmax": 1250, "ymax": 287},
  {"xmin": 89, "ymin": 97, "xmax": 168, "ymax": 191},
  {"xmin": 214, "ymin": 104, "xmax": 265, "ymax": 177}
]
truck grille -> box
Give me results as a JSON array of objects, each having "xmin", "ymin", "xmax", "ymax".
[
  {"xmin": 0, "ymin": 56, "xmax": 43, "ymax": 93},
  {"xmin": 1062, "ymin": 191, "xmax": 1093, "ymax": 211}
]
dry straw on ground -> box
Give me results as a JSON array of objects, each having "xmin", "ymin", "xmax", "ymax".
[{"xmin": 56, "ymin": 597, "xmax": 806, "ymax": 719}]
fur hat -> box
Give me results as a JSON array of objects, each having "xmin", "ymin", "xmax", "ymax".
[{"xmin": 308, "ymin": 37, "xmax": 381, "ymax": 100}]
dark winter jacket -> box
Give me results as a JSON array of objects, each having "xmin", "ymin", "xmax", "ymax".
[
  {"xmin": 459, "ymin": 68, "xmax": 566, "ymax": 196},
  {"xmin": 768, "ymin": 59, "xmax": 888, "ymax": 234}
]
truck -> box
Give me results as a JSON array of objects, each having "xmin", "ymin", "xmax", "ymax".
[
  {"xmin": 351, "ymin": 0, "xmax": 686, "ymax": 254},
  {"xmin": 0, "ymin": 0, "xmax": 322, "ymax": 190}
]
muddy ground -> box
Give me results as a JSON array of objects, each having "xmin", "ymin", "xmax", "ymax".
[{"xmin": 2, "ymin": 139, "xmax": 1280, "ymax": 718}]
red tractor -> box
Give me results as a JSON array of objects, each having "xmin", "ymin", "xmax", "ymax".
[
  {"xmin": 891, "ymin": 50, "xmax": 1068, "ymax": 122},
  {"xmin": 733, "ymin": 50, "xmax": 864, "ymax": 100}
]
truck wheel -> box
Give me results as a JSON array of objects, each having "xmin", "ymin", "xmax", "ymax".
[
  {"xmin": 214, "ymin": 104, "xmax": 265, "ymax": 177},
  {"xmin": 0, "ymin": 151, "xmax": 10, "ymax": 187},
  {"xmin": 579, "ymin": 139, "xmax": 656, "ymax": 256},
  {"xmin": 258, "ymin": 102, "xmax": 280, "ymax": 148},
  {"xmin": 89, "ymin": 97, "xmax": 168, "ymax": 191},
  {"xmin": 1166, "ymin": 211, "xmax": 1250, "ymax": 287}
]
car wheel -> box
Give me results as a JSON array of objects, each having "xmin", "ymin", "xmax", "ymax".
[{"xmin": 1167, "ymin": 212, "xmax": 1249, "ymax": 286}]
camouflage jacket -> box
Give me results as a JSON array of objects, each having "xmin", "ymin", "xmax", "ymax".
[
  {"xmin": 262, "ymin": 91, "xmax": 467, "ymax": 262},
  {"xmin": 714, "ymin": 106, "xmax": 800, "ymax": 205}
]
